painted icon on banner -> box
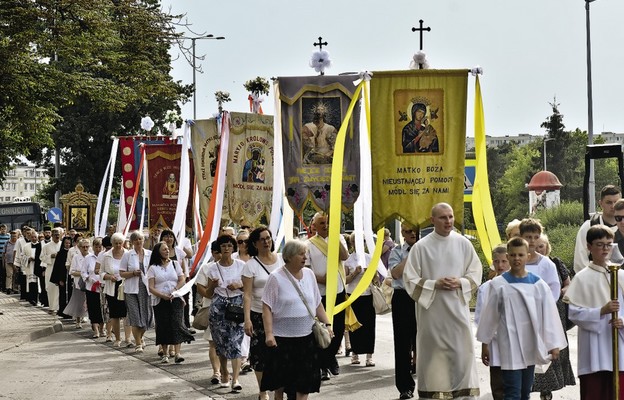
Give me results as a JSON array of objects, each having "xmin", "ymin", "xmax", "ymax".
[
  {"xmin": 395, "ymin": 89, "xmax": 444, "ymax": 155},
  {"xmin": 242, "ymin": 145, "xmax": 266, "ymax": 183},
  {"xmin": 163, "ymin": 173, "xmax": 179, "ymax": 199},
  {"xmin": 301, "ymin": 97, "xmax": 341, "ymax": 165}
]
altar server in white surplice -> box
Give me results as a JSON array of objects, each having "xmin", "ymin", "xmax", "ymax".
[
  {"xmin": 403, "ymin": 203, "xmax": 482, "ymax": 400},
  {"xmin": 477, "ymin": 237, "xmax": 567, "ymax": 400},
  {"xmin": 564, "ymin": 225, "xmax": 624, "ymax": 400}
]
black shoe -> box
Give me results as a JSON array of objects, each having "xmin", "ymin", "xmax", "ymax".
[
  {"xmin": 320, "ymin": 369, "xmax": 330, "ymax": 381},
  {"xmin": 188, "ymin": 328, "xmax": 197, "ymax": 335},
  {"xmin": 399, "ymin": 390, "xmax": 414, "ymax": 399},
  {"xmin": 328, "ymin": 361, "xmax": 340, "ymax": 376}
]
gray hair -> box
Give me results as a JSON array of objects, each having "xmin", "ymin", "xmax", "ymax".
[
  {"xmin": 282, "ymin": 240, "xmax": 308, "ymax": 263},
  {"xmin": 129, "ymin": 230, "xmax": 144, "ymax": 242},
  {"xmin": 111, "ymin": 232, "xmax": 125, "ymax": 245}
]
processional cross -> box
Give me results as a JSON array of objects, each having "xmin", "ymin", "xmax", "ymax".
[
  {"xmin": 411, "ymin": 19, "xmax": 431, "ymax": 69},
  {"xmin": 313, "ymin": 36, "xmax": 329, "ymax": 75}
]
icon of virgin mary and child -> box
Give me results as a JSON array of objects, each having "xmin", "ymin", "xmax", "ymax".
[{"xmin": 401, "ymin": 102, "xmax": 439, "ymax": 153}]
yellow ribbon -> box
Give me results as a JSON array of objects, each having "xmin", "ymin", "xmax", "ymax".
[{"xmin": 472, "ymin": 76, "xmax": 501, "ymax": 265}]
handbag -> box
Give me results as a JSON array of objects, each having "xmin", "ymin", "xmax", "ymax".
[
  {"xmin": 215, "ymin": 263, "xmax": 244, "ymax": 324},
  {"xmin": 117, "ymin": 280, "xmax": 125, "ymax": 301},
  {"xmin": 371, "ymin": 283, "xmax": 391, "ymax": 315},
  {"xmin": 224, "ymin": 302, "xmax": 244, "ymax": 323},
  {"xmin": 192, "ymin": 306, "xmax": 210, "ymax": 330},
  {"xmin": 77, "ymin": 277, "xmax": 87, "ymax": 292},
  {"xmin": 284, "ymin": 269, "xmax": 331, "ymax": 349}
]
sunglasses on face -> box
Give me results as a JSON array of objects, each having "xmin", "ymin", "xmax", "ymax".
[
  {"xmin": 615, "ymin": 215, "xmax": 624, "ymax": 222},
  {"xmin": 237, "ymin": 240, "xmax": 247, "ymax": 244}
]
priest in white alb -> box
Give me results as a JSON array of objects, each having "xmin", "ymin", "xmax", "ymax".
[{"xmin": 403, "ymin": 203, "xmax": 482, "ymax": 399}]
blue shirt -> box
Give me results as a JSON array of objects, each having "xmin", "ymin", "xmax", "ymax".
[
  {"xmin": 388, "ymin": 243, "xmax": 411, "ymax": 289},
  {"xmin": 502, "ymin": 271, "xmax": 541, "ymax": 284}
]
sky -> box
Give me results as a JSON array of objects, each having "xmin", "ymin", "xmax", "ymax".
[{"xmin": 161, "ymin": 0, "xmax": 624, "ymax": 137}]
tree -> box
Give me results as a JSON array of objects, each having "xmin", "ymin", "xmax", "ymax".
[{"xmin": 0, "ymin": 0, "xmax": 192, "ymax": 198}]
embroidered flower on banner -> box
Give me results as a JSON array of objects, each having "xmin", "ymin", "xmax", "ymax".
[{"xmin": 310, "ymin": 50, "xmax": 332, "ymax": 74}]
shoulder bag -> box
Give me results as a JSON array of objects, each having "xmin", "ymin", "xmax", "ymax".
[
  {"xmin": 216, "ymin": 263, "xmax": 244, "ymax": 324},
  {"xmin": 283, "ymin": 269, "xmax": 331, "ymax": 349},
  {"xmin": 370, "ymin": 282, "xmax": 391, "ymax": 315},
  {"xmin": 192, "ymin": 306, "xmax": 210, "ymax": 330}
]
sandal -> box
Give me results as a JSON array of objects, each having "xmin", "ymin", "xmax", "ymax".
[
  {"xmin": 351, "ymin": 355, "xmax": 360, "ymax": 365},
  {"xmin": 210, "ymin": 374, "xmax": 221, "ymax": 385},
  {"xmin": 365, "ymin": 359, "xmax": 375, "ymax": 367}
]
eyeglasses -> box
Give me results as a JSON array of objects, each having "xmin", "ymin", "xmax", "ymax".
[
  {"xmin": 237, "ymin": 240, "xmax": 247, "ymax": 244},
  {"xmin": 257, "ymin": 236, "xmax": 272, "ymax": 242},
  {"xmin": 592, "ymin": 242, "xmax": 614, "ymax": 249},
  {"xmin": 615, "ymin": 215, "xmax": 624, "ymax": 222}
]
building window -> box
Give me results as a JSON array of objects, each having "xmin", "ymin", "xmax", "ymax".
[
  {"xmin": 36, "ymin": 171, "xmax": 41, "ymax": 177},
  {"xmin": 29, "ymin": 183, "xmax": 35, "ymax": 190}
]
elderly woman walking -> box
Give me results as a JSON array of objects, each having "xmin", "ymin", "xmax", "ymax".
[
  {"xmin": 261, "ymin": 240, "xmax": 333, "ymax": 400},
  {"xmin": 119, "ymin": 231, "xmax": 153, "ymax": 353}
]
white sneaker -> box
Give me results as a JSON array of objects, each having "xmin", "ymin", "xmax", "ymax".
[
  {"xmin": 220, "ymin": 380, "xmax": 231, "ymax": 389},
  {"xmin": 232, "ymin": 381, "xmax": 242, "ymax": 391},
  {"xmin": 160, "ymin": 356, "xmax": 169, "ymax": 364}
]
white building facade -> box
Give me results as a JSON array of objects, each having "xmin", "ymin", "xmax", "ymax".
[{"xmin": 1, "ymin": 164, "xmax": 50, "ymax": 204}]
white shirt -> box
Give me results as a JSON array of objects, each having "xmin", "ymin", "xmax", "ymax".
[
  {"xmin": 566, "ymin": 264, "xmax": 624, "ymax": 375},
  {"xmin": 119, "ymin": 248, "xmax": 151, "ymax": 294},
  {"xmin": 474, "ymin": 280, "xmax": 501, "ymax": 367},
  {"xmin": 207, "ymin": 259, "xmax": 245, "ymax": 298},
  {"xmin": 476, "ymin": 273, "xmax": 568, "ymax": 370},
  {"xmin": 305, "ymin": 234, "xmax": 347, "ymax": 296},
  {"xmin": 242, "ymin": 255, "xmax": 284, "ymax": 313},
  {"xmin": 525, "ymin": 253, "xmax": 561, "ymax": 301},
  {"xmin": 345, "ymin": 252, "xmax": 378, "ymax": 295},
  {"xmin": 40, "ymin": 240, "xmax": 61, "ymax": 269},
  {"xmin": 70, "ymin": 252, "xmax": 86, "ymax": 289},
  {"xmin": 195, "ymin": 261, "xmax": 215, "ymax": 307},
  {"xmin": 573, "ymin": 216, "xmax": 618, "ymax": 273},
  {"xmin": 147, "ymin": 260, "xmax": 183, "ymax": 306},
  {"xmin": 81, "ymin": 253, "xmax": 100, "ymax": 292},
  {"xmin": 262, "ymin": 267, "xmax": 321, "ymax": 338},
  {"xmin": 101, "ymin": 249, "xmax": 127, "ymax": 297}
]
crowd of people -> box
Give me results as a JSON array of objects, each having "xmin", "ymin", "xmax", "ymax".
[{"xmin": 1, "ymin": 187, "xmax": 624, "ymax": 400}]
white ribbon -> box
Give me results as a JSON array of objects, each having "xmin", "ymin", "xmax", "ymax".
[
  {"xmin": 171, "ymin": 123, "xmax": 192, "ymax": 246},
  {"xmin": 269, "ymin": 81, "xmax": 286, "ymax": 242},
  {"xmin": 470, "ymin": 66, "xmax": 484, "ymax": 76},
  {"xmin": 353, "ymin": 71, "xmax": 373, "ymax": 86},
  {"xmin": 97, "ymin": 138, "xmax": 119, "ymax": 237}
]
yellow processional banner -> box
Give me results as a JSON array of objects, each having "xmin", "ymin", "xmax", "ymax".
[
  {"xmin": 370, "ymin": 69, "xmax": 469, "ymax": 229},
  {"xmin": 226, "ymin": 112, "xmax": 274, "ymax": 227}
]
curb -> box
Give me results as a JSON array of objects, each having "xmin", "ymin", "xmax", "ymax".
[{"xmin": 29, "ymin": 320, "xmax": 64, "ymax": 342}]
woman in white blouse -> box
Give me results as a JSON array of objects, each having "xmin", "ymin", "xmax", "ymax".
[
  {"xmin": 242, "ymin": 226, "xmax": 284, "ymax": 400},
  {"xmin": 82, "ymin": 238, "xmax": 104, "ymax": 338},
  {"xmin": 344, "ymin": 233, "xmax": 379, "ymax": 366},
  {"xmin": 119, "ymin": 231, "xmax": 152, "ymax": 353},
  {"xmin": 261, "ymin": 240, "xmax": 333, "ymax": 400},
  {"xmin": 100, "ymin": 232, "xmax": 128, "ymax": 347},
  {"xmin": 148, "ymin": 241, "xmax": 194, "ymax": 363},
  {"xmin": 64, "ymin": 238, "xmax": 89, "ymax": 329}
]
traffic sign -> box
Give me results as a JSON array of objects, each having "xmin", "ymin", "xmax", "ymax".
[{"xmin": 47, "ymin": 207, "xmax": 62, "ymax": 223}]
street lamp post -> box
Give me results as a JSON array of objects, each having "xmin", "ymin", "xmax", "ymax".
[
  {"xmin": 183, "ymin": 34, "xmax": 225, "ymax": 120},
  {"xmin": 586, "ymin": 0, "xmax": 597, "ymax": 213},
  {"xmin": 543, "ymin": 138, "xmax": 555, "ymax": 171}
]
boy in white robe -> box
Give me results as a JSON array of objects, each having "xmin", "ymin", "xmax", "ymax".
[
  {"xmin": 474, "ymin": 244, "xmax": 511, "ymax": 400},
  {"xmin": 564, "ymin": 225, "xmax": 624, "ymax": 400},
  {"xmin": 477, "ymin": 237, "xmax": 567, "ymax": 400}
]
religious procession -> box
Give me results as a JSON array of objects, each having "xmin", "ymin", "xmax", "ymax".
[{"xmin": 3, "ymin": 1, "xmax": 624, "ymax": 400}]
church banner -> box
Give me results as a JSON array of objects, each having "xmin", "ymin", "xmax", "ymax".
[
  {"xmin": 190, "ymin": 119, "xmax": 230, "ymax": 224},
  {"xmin": 119, "ymin": 136, "xmax": 171, "ymax": 230},
  {"xmin": 226, "ymin": 112, "xmax": 274, "ymax": 226},
  {"xmin": 278, "ymin": 75, "xmax": 361, "ymax": 214},
  {"xmin": 370, "ymin": 70, "xmax": 468, "ymax": 230},
  {"xmin": 145, "ymin": 144, "xmax": 194, "ymax": 231}
]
